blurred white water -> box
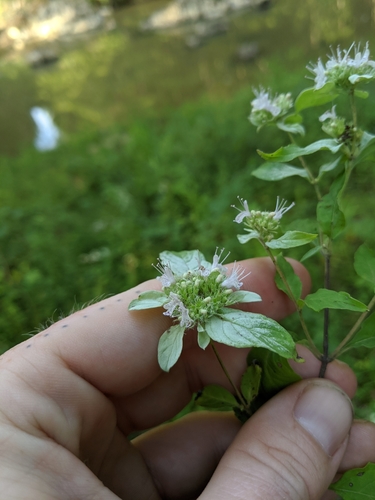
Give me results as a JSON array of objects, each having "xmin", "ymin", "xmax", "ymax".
[{"xmin": 30, "ymin": 106, "xmax": 60, "ymax": 151}]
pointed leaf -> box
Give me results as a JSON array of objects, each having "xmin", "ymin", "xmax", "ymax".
[
  {"xmin": 274, "ymin": 254, "xmax": 302, "ymax": 301},
  {"xmin": 354, "ymin": 89, "xmax": 369, "ymax": 99},
  {"xmin": 195, "ymin": 384, "xmax": 238, "ymax": 411},
  {"xmin": 237, "ymin": 230, "xmax": 260, "ymax": 244},
  {"xmin": 295, "ymin": 83, "xmax": 339, "ymax": 112},
  {"xmin": 197, "ymin": 324, "xmax": 211, "ymax": 349},
  {"xmin": 158, "ymin": 325, "xmax": 185, "ymax": 372},
  {"xmin": 129, "ymin": 291, "xmax": 168, "ymax": 310},
  {"xmin": 329, "ymin": 462, "xmax": 375, "ymax": 499},
  {"xmin": 266, "ymin": 231, "xmax": 318, "ymax": 249},
  {"xmin": 304, "ymin": 289, "xmax": 368, "ymax": 313},
  {"xmin": 159, "ymin": 250, "xmax": 208, "ymax": 275},
  {"xmin": 205, "ymin": 309, "xmax": 297, "ymax": 359},
  {"xmin": 225, "ymin": 290, "xmax": 262, "ymax": 305},
  {"xmin": 355, "ymin": 132, "xmax": 375, "ymax": 165},
  {"xmin": 257, "ymin": 139, "xmax": 341, "ymax": 163},
  {"xmin": 252, "ymin": 162, "xmax": 309, "ymax": 181},
  {"xmin": 276, "ymin": 121, "xmax": 305, "ymax": 136},
  {"xmin": 354, "ymin": 244, "xmax": 375, "ymax": 291},
  {"xmin": 317, "ymin": 174, "xmax": 346, "ymax": 239},
  {"xmin": 247, "ymin": 347, "xmax": 302, "ymax": 395},
  {"xmin": 317, "ymin": 156, "xmax": 342, "ymax": 180},
  {"xmin": 349, "ymin": 73, "xmax": 375, "ymax": 84},
  {"xmin": 241, "ymin": 364, "xmax": 262, "ymax": 403},
  {"xmin": 347, "ymin": 313, "xmax": 375, "ymax": 350},
  {"xmin": 301, "ymin": 245, "xmax": 322, "ymax": 262}
]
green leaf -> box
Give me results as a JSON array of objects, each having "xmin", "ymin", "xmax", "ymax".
[
  {"xmin": 257, "ymin": 139, "xmax": 342, "ymax": 163},
  {"xmin": 252, "ymin": 162, "xmax": 309, "ymax": 181},
  {"xmin": 247, "ymin": 347, "xmax": 302, "ymax": 395},
  {"xmin": 276, "ymin": 120, "xmax": 305, "ymax": 136},
  {"xmin": 241, "ymin": 364, "xmax": 262, "ymax": 403},
  {"xmin": 329, "ymin": 462, "xmax": 375, "ymax": 499},
  {"xmin": 266, "ymin": 231, "xmax": 318, "ymax": 249},
  {"xmin": 158, "ymin": 325, "xmax": 185, "ymax": 372},
  {"xmin": 205, "ymin": 309, "xmax": 297, "ymax": 359},
  {"xmin": 274, "ymin": 254, "xmax": 302, "ymax": 301},
  {"xmin": 295, "ymin": 83, "xmax": 339, "ymax": 112},
  {"xmin": 197, "ymin": 324, "xmax": 211, "ymax": 349},
  {"xmin": 354, "ymin": 89, "xmax": 369, "ymax": 99},
  {"xmin": 159, "ymin": 250, "xmax": 208, "ymax": 275},
  {"xmin": 195, "ymin": 384, "xmax": 238, "ymax": 411},
  {"xmin": 354, "ymin": 244, "xmax": 375, "ymax": 291},
  {"xmin": 346, "ymin": 313, "xmax": 375, "ymax": 350},
  {"xmin": 317, "ymin": 156, "xmax": 342, "ymax": 180},
  {"xmin": 128, "ymin": 291, "xmax": 168, "ymax": 310},
  {"xmin": 349, "ymin": 73, "xmax": 375, "ymax": 84},
  {"xmin": 304, "ymin": 289, "xmax": 368, "ymax": 313},
  {"xmin": 301, "ymin": 245, "xmax": 322, "ymax": 262},
  {"xmin": 317, "ymin": 174, "xmax": 346, "ymax": 239},
  {"xmin": 225, "ymin": 290, "xmax": 262, "ymax": 305},
  {"xmin": 237, "ymin": 230, "xmax": 260, "ymax": 244},
  {"xmin": 355, "ymin": 132, "xmax": 375, "ymax": 166}
]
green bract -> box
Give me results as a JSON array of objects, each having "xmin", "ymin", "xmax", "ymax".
[{"xmin": 128, "ymin": 249, "xmax": 298, "ymax": 371}]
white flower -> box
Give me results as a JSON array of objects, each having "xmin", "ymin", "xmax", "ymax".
[
  {"xmin": 163, "ymin": 292, "xmax": 193, "ymax": 328},
  {"xmin": 221, "ymin": 262, "xmax": 250, "ymax": 290},
  {"xmin": 155, "ymin": 261, "xmax": 176, "ymax": 288},
  {"xmin": 319, "ymin": 105, "xmax": 337, "ymax": 122},
  {"xmin": 209, "ymin": 248, "xmax": 229, "ymax": 274},
  {"xmin": 271, "ymin": 197, "xmax": 295, "ymax": 221},
  {"xmin": 251, "ymin": 88, "xmax": 281, "ymax": 117},
  {"xmin": 232, "ymin": 197, "xmax": 252, "ymax": 224},
  {"xmin": 307, "ymin": 42, "xmax": 375, "ymax": 89}
]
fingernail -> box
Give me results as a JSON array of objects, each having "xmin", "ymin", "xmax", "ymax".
[{"xmin": 294, "ymin": 382, "xmax": 353, "ymax": 456}]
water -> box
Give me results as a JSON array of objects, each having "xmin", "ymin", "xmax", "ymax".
[{"xmin": 0, "ymin": 0, "xmax": 374, "ymax": 155}]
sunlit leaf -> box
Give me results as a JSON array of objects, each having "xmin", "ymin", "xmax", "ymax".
[
  {"xmin": 295, "ymin": 83, "xmax": 339, "ymax": 112},
  {"xmin": 257, "ymin": 139, "xmax": 341, "ymax": 163},
  {"xmin": 225, "ymin": 290, "xmax": 262, "ymax": 305},
  {"xmin": 274, "ymin": 254, "xmax": 302, "ymax": 301},
  {"xmin": 158, "ymin": 325, "xmax": 185, "ymax": 372},
  {"xmin": 317, "ymin": 156, "xmax": 342, "ymax": 180},
  {"xmin": 252, "ymin": 162, "xmax": 309, "ymax": 181},
  {"xmin": 197, "ymin": 324, "xmax": 210, "ymax": 349},
  {"xmin": 301, "ymin": 245, "xmax": 322, "ymax": 262},
  {"xmin": 354, "ymin": 244, "xmax": 375, "ymax": 291},
  {"xmin": 159, "ymin": 250, "xmax": 208, "ymax": 275},
  {"xmin": 237, "ymin": 230, "xmax": 260, "ymax": 244},
  {"xmin": 266, "ymin": 231, "xmax": 318, "ymax": 249},
  {"xmin": 129, "ymin": 291, "xmax": 168, "ymax": 310},
  {"xmin": 329, "ymin": 462, "xmax": 375, "ymax": 499},
  {"xmin": 304, "ymin": 289, "xmax": 368, "ymax": 312},
  {"xmin": 276, "ymin": 121, "xmax": 305, "ymax": 136},
  {"xmin": 195, "ymin": 384, "xmax": 238, "ymax": 411},
  {"xmin": 205, "ymin": 309, "xmax": 297, "ymax": 359}
]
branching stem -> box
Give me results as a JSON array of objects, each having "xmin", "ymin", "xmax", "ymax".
[{"xmin": 210, "ymin": 342, "xmax": 249, "ymax": 409}]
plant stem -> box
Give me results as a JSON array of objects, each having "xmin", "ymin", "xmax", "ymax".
[
  {"xmin": 288, "ymin": 133, "xmax": 322, "ymax": 201},
  {"xmin": 331, "ymin": 294, "xmax": 375, "ymax": 358},
  {"xmin": 319, "ymin": 253, "xmax": 331, "ymax": 378},
  {"xmin": 263, "ymin": 243, "xmax": 321, "ymax": 358},
  {"xmin": 210, "ymin": 342, "xmax": 249, "ymax": 409},
  {"xmin": 350, "ymin": 88, "xmax": 357, "ymax": 129}
]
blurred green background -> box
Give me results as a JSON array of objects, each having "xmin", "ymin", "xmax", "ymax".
[{"xmin": 1, "ymin": 0, "xmax": 375, "ymax": 418}]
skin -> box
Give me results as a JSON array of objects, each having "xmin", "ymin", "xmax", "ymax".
[{"xmin": 0, "ymin": 257, "xmax": 375, "ymax": 499}]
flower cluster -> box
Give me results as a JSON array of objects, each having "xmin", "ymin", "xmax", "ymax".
[
  {"xmin": 249, "ymin": 87, "xmax": 293, "ymax": 128},
  {"xmin": 319, "ymin": 106, "xmax": 346, "ymax": 139},
  {"xmin": 233, "ymin": 197, "xmax": 295, "ymax": 242},
  {"xmin": 156, "ymin": 250, "xmax": 249, "ymax": 328},
  {"xmin": 307, "ymin": 42, "xmax": 375, "ymax": 90}
]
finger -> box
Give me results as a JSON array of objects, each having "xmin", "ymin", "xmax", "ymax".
[
  {"xmin": 133, "ymin": 412, "xmax": 241, "ymax": 500},
  {"xmin": 290, "ymin": 345, "xmax": 357, "ymax": 398},
  {"xmin": 200, "ymin": 379, "xmax": 353, "ymax": 500},
  {"xmin": 338, "ymin": 419, "xmax": 375, "ymax": 471}
]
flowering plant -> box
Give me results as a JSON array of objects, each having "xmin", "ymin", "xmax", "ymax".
[{"xmin": 130, "ymin": 42, "xmax": 375, "ymax": 496}]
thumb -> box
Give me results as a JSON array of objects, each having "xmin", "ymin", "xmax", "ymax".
[{"xmin": 200, "ymin": 379, "xmax": 353, "ymax": 500}]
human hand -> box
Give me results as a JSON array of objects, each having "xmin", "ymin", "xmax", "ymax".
[{"xmin": 0, "ymin": 257, "xmax": 374, "ymax": 499}]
